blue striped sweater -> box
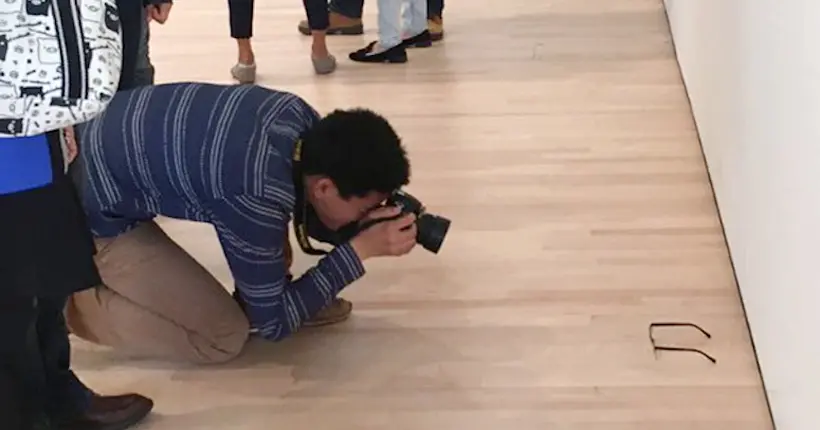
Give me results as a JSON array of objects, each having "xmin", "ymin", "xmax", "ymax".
[{"xmin": 75, "ymin": 82, "xmax": 365, "ymax": 340}]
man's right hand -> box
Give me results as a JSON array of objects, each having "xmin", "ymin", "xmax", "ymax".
[{"xmin": 349, "ymin": 206, "xmax": 417, "ymax": 260}]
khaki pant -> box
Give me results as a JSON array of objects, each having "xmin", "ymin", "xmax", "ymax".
[{"xmin": 64, "ymin": 220, "xmax": 283, "ymax": 364}]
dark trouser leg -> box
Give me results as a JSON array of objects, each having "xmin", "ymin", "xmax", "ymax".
[
  {"xmin": 37, "ymin": 296, "xmax": 93, "ymax": 420},
  {"xmin": 427, "ymin": 0, "xmax": 443, "ymax": 18},
  {"xmin": 228, "ymin": 0, "xmax": 256, "ymax": 82},
  {"xmin": 0, "ymin": 295, "xmax": 46, "ymax": 430},
  {"xmin": 304, "ymin": 0, "xmax": 330, "ymax": 30},
  {"xmin": 229, "ymin": 0, "xmax": 254, "ymax": 39},
  {"xmin": 425, "ymin": 0, "xmax": 444, "ymax": 41},
  {"xmin": 116, "ymin": 0, "xmax": 144, "ymax": 91},
  {"xmin": 133, "ymin": 8, "xmax": 155, "ymax": 87},
  {"xmin": 328, "ymin": 0, "xmax": 364, "ymax": 19},
  {"xmin": 298, "ymin": 0, "xmax": 363, "ymax": 35}
]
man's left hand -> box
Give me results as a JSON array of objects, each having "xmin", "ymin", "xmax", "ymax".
[
  {"xmin": 146, "ymin": 3, "xmax": 173, "ymax": 24},
  {"xmin": 63, "ymin": 127, "xmax": 77, "ymax": 164}
]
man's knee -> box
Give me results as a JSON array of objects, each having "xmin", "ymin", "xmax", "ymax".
[
  {"xmin": 65, "ymin": 285, "xmax": 250, "ymax": 365},
  {"xmin": 187, "ymin": 311, "xmax": 250, "ymax": 364}
]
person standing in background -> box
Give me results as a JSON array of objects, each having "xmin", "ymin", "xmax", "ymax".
[
  {"xmin": 348, "ymin": 0, "xmax": 431, "ymax": 63},
  {"xmin": 0, "ymin": 1, "xmax": 154, "ymax": 429},
  {"xmin": 133, "ymin": 0, "xmax": 174, "ymax": 87},
  {"xmin": 228, "ymin": 0, "xmax": 338, "ymax": 83},
  {"xmin": 296, "ymin": 0, "xmax": 445, "ymax": 42}
]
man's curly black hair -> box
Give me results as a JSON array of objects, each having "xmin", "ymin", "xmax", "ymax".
[{"xmin": 300, "ymin": 108, "xmax": 411, "ymax": 199}]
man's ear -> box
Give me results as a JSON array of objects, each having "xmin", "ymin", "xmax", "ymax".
[{"xmin": 309, "ymin": 176, "xmax": 338, "ymax": 200}]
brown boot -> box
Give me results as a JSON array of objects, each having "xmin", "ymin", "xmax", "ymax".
[
  {"xmin": 428, "ymin": 16, "xmax": 444, "ymax": 41},
  {"xmin": 54, "ymin": 393, "xmax": 154, "ymax": 430},
  {"xmin": 303, "ymin": 298, "xmax": 353, "ymax": 327},
  {"xmin": 298, "ymin": 12, "xmax": 363, "ymax": 36}
]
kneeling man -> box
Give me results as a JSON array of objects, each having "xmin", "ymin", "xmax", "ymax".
[{"xmin": 65, "ymin": 82, "xmax": 417, "ymax": 364}]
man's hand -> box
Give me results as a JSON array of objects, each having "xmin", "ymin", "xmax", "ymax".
[
  {"xmin": 63, "ymin": 127, "xmax": 77, "ymax": 164},
  {"xmin": 146, "ymin": 3, "xmax": 172, "ymax": 24},
  {"xmin": 350, "ymin": 206, "xmax": 417, "ymax": 260}
]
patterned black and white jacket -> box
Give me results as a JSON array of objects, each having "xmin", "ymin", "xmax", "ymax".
[{"xmin": 0, "ymin": 0, "xmax": 123, "ymax": 139}]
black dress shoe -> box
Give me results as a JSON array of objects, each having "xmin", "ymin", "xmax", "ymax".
[
  {"xmin": 349, "ymin": 41, "xmax": 408, "ymax": 63},
  {"xmin": 402, "ymin": 30, "xmax": 432, "ymax": 48},
  {"xmin": 54, "ymin": 394, "xmax": 154, "ymax": 430}
]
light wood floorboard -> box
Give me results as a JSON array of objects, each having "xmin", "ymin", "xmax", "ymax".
[{"xmin": 71, "ymin": 0, "xmax": 774, "ymax": 428}]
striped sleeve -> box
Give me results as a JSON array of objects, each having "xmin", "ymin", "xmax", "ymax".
[{"xmin": 209, "ymin": 194, "xmax": 365, "ymax": 341}]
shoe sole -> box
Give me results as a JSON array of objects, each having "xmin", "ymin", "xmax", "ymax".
[
  {"xmin": 302, "ymin": 312, "xmax": 351, "ymax": 327},
  {"xmin": 406, "ymin": 40, "xmax": 433, "ymax": 49},
  {"xmin": 76, "ymin": 400, "xmax": 154, "ymax": 430},
  {"xmin": 302, "ymin": 299, "xmax": 353, "ymax": 327},
  {"xmin": 298, "ymin": 24, "xmax": 364, "ymax": 36}
]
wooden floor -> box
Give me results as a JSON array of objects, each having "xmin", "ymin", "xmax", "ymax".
[{"xmin": 71, "ymin": 0, "xmax": 774, "ymax": 428}]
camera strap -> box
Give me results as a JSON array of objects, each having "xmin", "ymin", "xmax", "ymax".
[{"xmin": 291, "ymin": 139, "xmax": 330, "ymax": 256}]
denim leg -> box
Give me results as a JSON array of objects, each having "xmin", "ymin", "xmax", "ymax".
[
  {"xmin": 402, "ymin": 0, "xmax": 427, "ymax": 36},
  {"xmin": 37, "ymin": 296, "xmax": 93, "ymax": 419},
  {"xmin": 329, "ymin": 0, "xmax": 364, "ymax": 19},
  {"xmin": 377, "ymin": 0, "xmax": 402, "ymax": 48},
  {"xmin": 133, "ymin": 9, "xmax": 155, "ymax": 87}
]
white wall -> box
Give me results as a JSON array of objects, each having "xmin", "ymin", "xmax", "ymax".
[{"xmin": 663, "ymin": 0, "xmax": 820, "ymax": 428}]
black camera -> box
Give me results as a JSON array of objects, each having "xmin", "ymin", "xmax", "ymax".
[
  {"xmin": 303, "ymin": 190, "xmax": 451, "ymax": 254},
  {"xmin": 383, "ymin": 190, "xmax": 451, "ymax": 254}
]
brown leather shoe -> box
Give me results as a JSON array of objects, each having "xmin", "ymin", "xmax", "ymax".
[
  {"xmin": 297, "ymin": 12, "xmax": 363, "ymax": 36},
  {"xmin": 54, "ymin": 394, "xmax": 154, "ymax": 430},
  {"xmin": 303, "ymin": 298, "xmax": 353, "ymax": 327}
]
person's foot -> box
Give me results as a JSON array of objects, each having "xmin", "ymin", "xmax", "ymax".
[
  {"xmin": 349, "ymin": 42, "xmax": 408, "ymax": 64},
  {"xmin": 230, "ymin": 62, "xmax": 256, "ymax": 84},
  {"xmin": 312, "ymin": 54, "xmax": 337, "ymax": 75},
  {"xmin": 298, "ymin": 12, "xmax": 363, "ymax": 36},
  {"xmin": 53, "ymin": 393, "xmax": 153, "ymax": 430},
  {"xmin": 303, "ymin": 298, "xmax": 353, "ymax": 327},
  {"xmin": 428, "ymin": 16, "xmax": 444, "ymax": 41},
  {"xmin": 402, "ymin": 30, "xmax": 433, "ymax": 49}
]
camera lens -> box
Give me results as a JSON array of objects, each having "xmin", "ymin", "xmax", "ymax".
[{"xmin": 416, "ymin": 213, "xmax": 451, "ymax": 254}]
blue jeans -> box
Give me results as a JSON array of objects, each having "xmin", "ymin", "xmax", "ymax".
[{"xmin": 378, "ymin": 0, "xmax": 426, "ymax": 48}]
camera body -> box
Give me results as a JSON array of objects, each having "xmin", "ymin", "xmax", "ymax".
[
  {"xmin": 383, "ymin": 190, "xmax": 451, "ymax": 254},
  {"xmin": 304, "ymin": 190, "xmax": 451, "ymax": 254}
]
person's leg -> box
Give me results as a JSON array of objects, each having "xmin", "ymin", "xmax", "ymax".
[
  {"xmin": 328, "ymin": 0, "xmax": 365, "ymax": 19},
  {"xmin": 377, "ymin": 0, "xmax": 403, "ymax": 49},
  {"xmin": 298, "ymin": 0, "xmax": 364, "ymax": 36},
  {"xmin": 36, "ymin": 297, "xmax": 91, "ymax": 420},
  {"xmin": 349, "ymin": 0, "xmax": 408, "ymax": 63},
  {"xmin": 1, "ymin": 131, "xmax": 154, "ymax": 430},
  {"xmin": 116, "ymin": 0, "xmax": 145, "ymax": 91},
  {"xmin": 65, "ymin": 220, "xmax": 251, "ymax": 364},
  {"xmin": 133, "ymin": 8, "xmax": 156, "ymax": 87},
  {"xmin": 38, "ymin": 295, "xmax": 155, "ymax": 430},
  {"xmin": 0, "ymin": 295, "xmax": 48, "ymax": 430},
  {"xmin": 228, "ymin": 0, "xmax": 256, "ymax": 84},
  {"xmin": 426, "ymin": 0, "xmax": 443, "ymax": 41},
  {"xmin": 303, "ymin": 0, "xmax": 337, "ymax": 74},
  {"xmin": 405, "ymin": 0, "xmax": 427, "ymax": 34}
]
